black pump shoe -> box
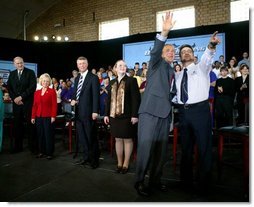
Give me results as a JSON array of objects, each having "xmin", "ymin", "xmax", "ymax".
[
  {"xmin": 116, "ymin": 166, "xmax": 122, "ymax": 173},
  {"xmin": 121, "ymin": 167, "xmax": 129, "ymax": 174}
]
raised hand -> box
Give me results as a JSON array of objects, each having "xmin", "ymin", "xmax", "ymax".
[
  {"xmin": 210, "ymin": 31, "xmax": 221, "ymax": 45},
  {"xmin": 161, "ymin": 11, "xmax": 176, "ymax": 37}
]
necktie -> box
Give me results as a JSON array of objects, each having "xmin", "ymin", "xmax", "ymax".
[
  {"xmin": 76, "ymin": 75, "xmax": 83, "ymax": 100},
  {"xmin": 18, "ymin": 71, "xmax": 21, "ymax": 80},
  {"xmin": 180, "ymin": 68, "xmax": 188, "ymax": 104}
]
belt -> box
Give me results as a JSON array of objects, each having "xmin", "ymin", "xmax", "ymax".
[{"xmin": 176, "ymin": 100, "xmax": 208, "ymax": 110}]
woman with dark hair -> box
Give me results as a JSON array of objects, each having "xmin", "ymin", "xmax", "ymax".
[
  {"xmin": 235, "ymin": 64, "xmax": 249, "ymax": 125},
  {"xmin": 174, "ymin": 64, "xmax": 182, "ymax": 73}
]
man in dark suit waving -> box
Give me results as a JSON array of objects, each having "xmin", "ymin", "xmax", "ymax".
[
  {"xmin": 135, "ymin": 11, "xmax": 176, "ymax": 196},
  {"xmin": 7, "ymin": 56, "xmax": 37, "ymax": 153},
  {"xmin": 71, "ymin": 56, "xmax": 100, "ymax": 169}
]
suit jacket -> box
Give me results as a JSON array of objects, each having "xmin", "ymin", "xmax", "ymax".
[
  {"xmin": 72, "ymin": 71, "xmax": 100, "ymax": 121},
  {"xmin": 7, "ymin": 67, "xmax": 37, "ymax": 110},
  {"xmin": 138, "ymin": 37, "xmax": 175, "ymax": 118},
  {"xmin": 31, "ymin": 88, "xmax": 57, "ymax": 119},
  {"xmin": 235, "ymin": 75, "xmax": 249, "ymax": 101},
  {"xmin": 105, "ymin": 75, "xmax": 141, "ymax": 118}
]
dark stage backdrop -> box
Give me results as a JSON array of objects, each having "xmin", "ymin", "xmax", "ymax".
[{"xmin": 0, "ymin": 21, "xmax": 249, "ymax": 80}]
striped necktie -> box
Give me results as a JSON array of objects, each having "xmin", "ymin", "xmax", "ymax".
[
  {"xmin": 76, "ymin": 75, "xmax": 84, "ymax": 100},
  {"xmin": 180, "ymin": 68, "xmax": 188, "ymax": 104}
]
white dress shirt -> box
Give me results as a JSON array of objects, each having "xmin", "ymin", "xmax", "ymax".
[
  {"xmin": 79, "ymin": 70, "xmax": 88, "ymax": 85},
  {"xmin": 174, "ymin": 47, "xmax": 215, "ymax": 104}
]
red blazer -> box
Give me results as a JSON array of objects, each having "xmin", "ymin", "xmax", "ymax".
[{"xmin": 32, "ymin": 88, "xmax": 57, "ymax": 119}]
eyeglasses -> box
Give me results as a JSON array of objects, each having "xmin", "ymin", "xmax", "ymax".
[{"xmin": 180, "ymin": 49, "xmax": 193, "ymax": 55}]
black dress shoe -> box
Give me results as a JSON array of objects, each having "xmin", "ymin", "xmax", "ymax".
[
  {"xmin": 134, "ymin": 182, "xmax": 150, "ymax": 196},
  {"xmin": 91, "ymin": 162, "xmax": 99, "ymax": 169},
  {"xmin": 74, "ymin": 159, "xmax": 87, "ymax": 165},
  {"xmin": 150, "ymin": 183, "xmax": 168, "ymax": 192},
  {"xmin": 46, "ymin": 156, "xmax": 53, "ymax": 160},
  {"xmin": 36, "ymin": 153, "xmax": 44, "ymax": 158}
]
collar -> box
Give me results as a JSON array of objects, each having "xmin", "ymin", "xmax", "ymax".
[{"xmin": 80, "ymin": 70, "xmax": 88, "ymax": 77}]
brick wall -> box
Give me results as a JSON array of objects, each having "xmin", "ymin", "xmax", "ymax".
[{"xmin": 27, "ymin": 0, "xmax": 230, "ymax": 42}]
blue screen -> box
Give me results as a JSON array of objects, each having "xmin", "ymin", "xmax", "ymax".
[
  {"xmin": 0, "ymin": 60, "xmax": 38, "ymax": 83},
  {"xmin": 123, "ymin": 33, "xmax": 225, "ymax": 69}
]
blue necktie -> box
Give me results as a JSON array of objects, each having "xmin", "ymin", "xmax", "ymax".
[
  {"xmin": 180, "ymin": 68, "xmax": 188, "ymax": 104},
  {"xmin": 76, "ymin": 75, "xmax": 83, "ymax": 100}
]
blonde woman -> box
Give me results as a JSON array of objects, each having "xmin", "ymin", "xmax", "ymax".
[
  {"xmin": 31, "ymin": 73, "xmax": 57, "ymax": 160},
  {"xmin": 104, "ymin": 60, "xmax": 141, "ymax": 174}
]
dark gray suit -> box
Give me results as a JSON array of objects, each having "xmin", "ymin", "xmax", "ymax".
[
  {"xmin": 7, "ymin": 67, "xmax": 37, "ymax": 153},
  {"xmin": 135, "ymin": 36, "xmax": 175, "ymax": 185}
]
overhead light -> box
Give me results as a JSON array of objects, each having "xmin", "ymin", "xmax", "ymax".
[
  {"xmin": 34, "ymin": 35, "xmax": 39, "ymax": 41},
  {"xmin": 33, "ymin": 35, "xmax": 69, "ymax": 42},
  {"xmin": 43, "ymin": 36, "xmax": 48, "ymax": 41},
  {"xmin": 56, "ymin": 36, "xmax": 62, "ymax": 41}
]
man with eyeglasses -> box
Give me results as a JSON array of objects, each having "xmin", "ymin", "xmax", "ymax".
[{"xmin": 173, "ymin": 32, "xmax": 221, "ymax": 194}]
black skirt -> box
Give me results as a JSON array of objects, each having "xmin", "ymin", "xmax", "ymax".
[{"xmin": 109, "ymin": 117, "xmax": 137, "ymax": 139}]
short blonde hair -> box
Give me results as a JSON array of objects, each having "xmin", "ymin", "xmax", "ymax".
[{"xmin": 39, "ymin": 73, "xmax": 52, "ymax": 86}]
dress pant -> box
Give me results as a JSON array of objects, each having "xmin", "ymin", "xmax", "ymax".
[
  {"xmin": 178, "ymin": 100, "xmax": 213, "ymax": 187},
  {"xmin": 76, "ymin": 118, "xmax": 99, "ymax": 164},
  {"xmin": 215, "ymin": 96, "xmax": 234, "ymax": 128},
  {"xmin": 12, "ymin": 104, "xmax": 36, "ymax": 153},
  {"xmin": 135, "ymin": 113, "xmax": 170, "ymax": 184},
  {"xmin": 36, "ymin": 117, "xmax": 54, "ymax": 156}
]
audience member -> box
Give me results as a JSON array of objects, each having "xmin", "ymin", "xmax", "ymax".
[
  {"xmin": 134, "ymin": 62, "xmax": 142, "ymax": 76},
  {"xmin": 91, "ymin": 68, "xmax": 97, "ymax": 75},
  {"xmin": 107, "ymin": 70, "xmax": 116, "ymax": 80},
  {"xmin": 238, "ymin": 51, "xmax": 249, "ymax": 67},
  {"xmin": 129, "ymin": 69, "xmax": 142, "ymax": 87},
  {"xmin": 212, "ymin": 60, "xmax": 221, "ymax": 78},
  {"xmin": 194, "ymin": 56, "xmax": 199, "ymax": 64},
  {"xmin": 214, "ymin": 66, "xmax": 235, "ymax": 128},
  {"xmin": 70, "ymin": 70, "xmax": 79, "ymax": 85},
  {"xmin": 0, "ymin": 77, "xmax": 8, "ymax": 93},
  {"xmin": 99, "ymin": 76, "xmax": 110, "ymax": 116},
  {"xmin": 209, "ymin": 70, "xmax": 217, "ymax": 127},
  {"xmin": 3, "ymin": 92, "xmax": 11, "ymax": 101},
  {"xmin": 174, "ymin": 63, "xmax": 182, "ymax": 73},
  {"xmin": 228, "ymin": 58, "xmax": 240, "ymax": 79},
  {"xmin": 235, "ymin": 64, "xmax": 249, "ymax": 125},
  {"xmin": 219, "ymin": 55, "xmax": 227, "ymax": 67},
  {"xmin": 53, "ymin": 81, "xmax": 62, "ymax": 115},
  {"xmin": 60, "ymin": 80, "xmax": 74, "ymax": 102}
]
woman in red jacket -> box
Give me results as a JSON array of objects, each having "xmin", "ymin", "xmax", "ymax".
[{"xmin": 31, "ymin": 73, "xmax": 57, "ymax": 160}]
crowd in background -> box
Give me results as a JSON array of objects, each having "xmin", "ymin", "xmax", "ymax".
[{"xmin": 0, "ymin": 51, "xmax": 249, "ymax": 154}]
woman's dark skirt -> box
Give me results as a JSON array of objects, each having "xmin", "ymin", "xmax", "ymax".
[{"xmin": 109, "ymin": 117, "xmax": 137, "ymax": 139}]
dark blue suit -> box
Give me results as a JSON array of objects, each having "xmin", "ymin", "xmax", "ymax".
[
  {"xmin": 135, "ymin": 36, "xmax": 175, "ymax": 185},
  {"xmin": 72, "ymin": 72, "xmax": 100, "ymax": 165}
]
